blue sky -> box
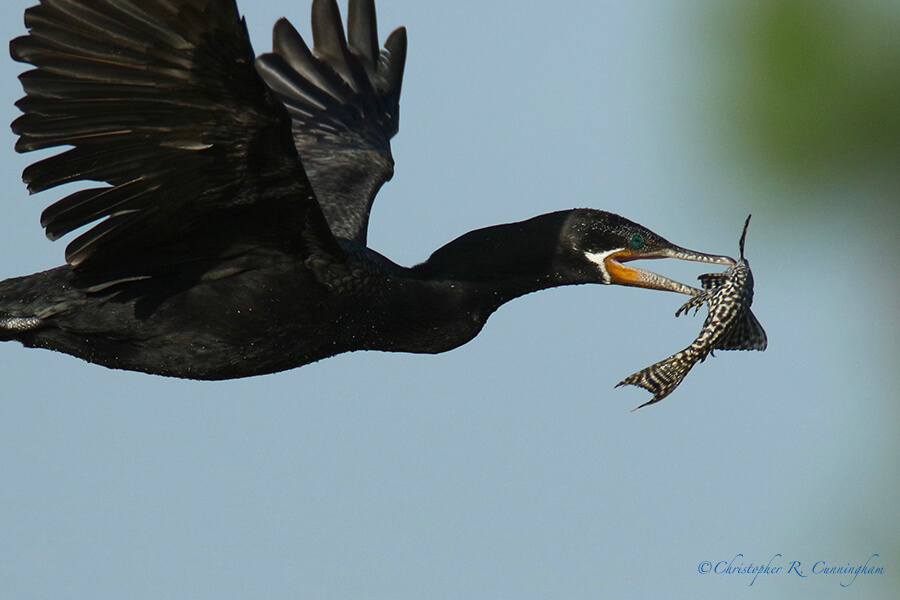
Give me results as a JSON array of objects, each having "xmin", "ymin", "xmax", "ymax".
[{"xmin": 1, "ymin": 1, "xmax": 897, "ymax": 599}]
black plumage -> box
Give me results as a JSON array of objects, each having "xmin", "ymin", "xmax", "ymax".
[{"xmin": 1, "ymin": 0, "xmax": 735, "ymax": 380}]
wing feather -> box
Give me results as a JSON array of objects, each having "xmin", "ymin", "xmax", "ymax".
[
  {"xmin": 255, "ymin": 0, "xmax": 407, "ymax": 243},
  {"xmin": 347, "ymin": 0, "xmax": 379, "ymax": 74},
  {"xmin": 11, "ymin": 0, "xmax": 343, "ymax": 271}
]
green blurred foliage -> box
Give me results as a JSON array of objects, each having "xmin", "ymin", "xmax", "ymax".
[{"xmin": 710, "ymin": 0, "xmax": 900, "ymax": 207}]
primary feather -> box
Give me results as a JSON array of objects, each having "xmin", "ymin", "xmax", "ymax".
[{"xmin": 11, "ymin": 0, "xmax": 342, "ymax": 271}]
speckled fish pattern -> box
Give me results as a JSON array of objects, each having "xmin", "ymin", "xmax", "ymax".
[{"xmin": 617, "ymin": 215, "xmax": 767, "ymax": 409}]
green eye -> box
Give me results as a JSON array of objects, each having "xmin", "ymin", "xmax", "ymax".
[{"xmin": 629, "ymin": 234, "xmax": 645, "ymax": 249}]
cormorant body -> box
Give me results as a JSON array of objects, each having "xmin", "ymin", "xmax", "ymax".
[{"xmin": 0, "ymin": 0, "xmax": 734, "ymax": 380}]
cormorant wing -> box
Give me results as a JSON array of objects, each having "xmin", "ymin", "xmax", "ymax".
[
  {"xmin": 254, "ymin": 0, "xmax": 407, "ymax": 244},
  {"xmin": 10, "ymin": 0, "xmax": 345, "ymax": 272}
]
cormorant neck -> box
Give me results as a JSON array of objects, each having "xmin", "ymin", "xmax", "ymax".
[{"xmin": 413, "ymin": 211, "xmax": 588, "ymax": 306}]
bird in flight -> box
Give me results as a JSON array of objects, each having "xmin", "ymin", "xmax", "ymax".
[{"xmin": 0, "ymin": 0, "xmax": 734, "ymax": 380}]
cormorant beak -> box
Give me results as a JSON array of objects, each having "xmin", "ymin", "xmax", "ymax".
[{"xmin": 603, "ymin": 246, "xmax": 735, "ymax": 295}]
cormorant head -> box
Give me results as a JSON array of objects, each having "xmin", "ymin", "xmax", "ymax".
[{"xmin": 564, "ymin": 209, "xmax": 735, "ymax": 295}]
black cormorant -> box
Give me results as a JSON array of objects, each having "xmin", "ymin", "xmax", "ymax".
[{"xmin": 0, "ymin": 0, "xmax": 734, "ymax": 380}]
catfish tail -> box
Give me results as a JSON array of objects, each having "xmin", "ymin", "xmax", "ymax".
[{"xmin": 616, "ymin": 348, "xmax": 703, "ymax": 410}]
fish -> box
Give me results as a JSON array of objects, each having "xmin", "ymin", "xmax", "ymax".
[{"xmin": 617, "ymin": 215, "xmax": 767, "ymax": 410}]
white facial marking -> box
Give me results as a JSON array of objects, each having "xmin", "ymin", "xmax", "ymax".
[{"xmin": 584, "ymin": 248, "xmax": 622, "ymax": 284}]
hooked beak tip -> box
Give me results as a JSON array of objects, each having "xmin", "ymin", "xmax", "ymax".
[
  {"xmin": 669, "ymin": 248, "xmax": 736, "ymax": 266},
  {"xmin": 602, "ymin": 245, "xmax": 733, "ymax": 295}
]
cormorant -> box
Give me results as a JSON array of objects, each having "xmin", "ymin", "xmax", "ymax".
[{"xmin": 0, "ymin": 0, "xmax": 734, "ymax": 380}]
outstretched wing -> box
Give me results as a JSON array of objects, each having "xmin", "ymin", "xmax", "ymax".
[
  {"xmin": 10, "ymin": 0, "xmax": 344, "ymax": 272},
  {"xmin": 255, "ymin": 0, "xmax": 406, "ymax": 244}
]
